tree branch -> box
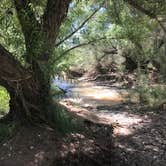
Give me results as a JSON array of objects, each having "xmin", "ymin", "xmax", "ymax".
[
  {"xmin": 42, "ymin": 0, "xmax": 72, "ymax": 46},
  {"xmin": 0, "ymin": 44, "xmax": 30, "ymax": 87},
  {"xmin": 156, "ymin": 18, "xmax": 166, "ymax": 34},
  {"xmin": 125, "ymin": 0, "xmax": 166, "ymax": 33},
  {"xmin": 124, "ymin": 0, "xmax": 156, "ymax": 18},
  {"xmin": 14, "ymin": 0, "xmax": 40, "ymax": 48},
  {"xmin": 54, "ymin": 37, "xmax": 122, "ymax": 62},
  {"xmin": 56, "ymin": 38, "xmax": 105, "ymax": 61},
  {"xmin": 56, "ymin": 5, "xmax": 103, "ymax": 46}
]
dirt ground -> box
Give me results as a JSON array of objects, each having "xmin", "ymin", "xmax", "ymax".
[
  {"xmin": 0, "ymin": 81, "xmax": 166, "ymax": 166},
  {"xmin": 105, "ymin": 104, "xmax": 166, "ymax": 166},
  {"xmin": 61, "ymin": 80, "xmax": 166, "ymax": 166},
  {"xmin": 0, "ymin": 122, "xmax": 113, "ymax": 166}
]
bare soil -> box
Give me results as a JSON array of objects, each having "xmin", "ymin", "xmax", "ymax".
[
  {"xmin": 60, "ymin": 80, "xmax": 166, "ymax": 166},
  {"xmin": 0, "ymin": 122, "xmax": 113, "ymax": 166},
  {"xmin": 0, "ymin": 80, "xmax": 166, "ymax": 166}
]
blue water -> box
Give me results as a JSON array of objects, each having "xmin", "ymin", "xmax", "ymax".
[
  {"xmin": 52, "ymin": 77, "xmax": 76, "ymax": 98},
  {"xmin": 53, "ymin": 77, "xmax": 74, "ymax": 91}
]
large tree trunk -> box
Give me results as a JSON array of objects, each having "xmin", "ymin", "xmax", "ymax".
[
  {"xmin": 0, "ymin": 0, "xmax": 72, "ymax": 122},
  {"xmin": 7, "ymin": 83, "xmax": 49, "ymax": 122},
  {"xmin": 0, "ymin": 45, "xmax": 49, "ymax": 122}
]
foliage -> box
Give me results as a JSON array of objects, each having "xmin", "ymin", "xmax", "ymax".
[
  {"xmin": 54, "ymin": 0, "xmax": 166, "ymax": 77},
  {"xmin": 137, "ymin": 82, "xmax": 166, "ymax": 107},
  {"xmin": 0, "ymin": 0, "xmax": 166, "ymax": 124},
  {"xmin": 0, "ymin": 86, "xmax": 9, "ymax": 117},
  {"xmin": 50, "ymin": 84, "xmax": 65, "ymax": 97},
  {"xmin": 0, "ymin": 122, "xmax": 17, "ymax": 142},
  {"xmin": 46, "ymin": 102, "xmax": 81, "ymax": 134},
  {"xmin": 0, "ymin": 0, "xmax": 25, "ymax": 62},
  {"xmin": 50, "ymin": 84, "xmax": 82, "ymax": 133}
]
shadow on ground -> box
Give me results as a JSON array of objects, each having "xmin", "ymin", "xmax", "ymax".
[
  {"xmin": 0, "ymin": 121, "xmax": 113, "ymax": 166},
  {"xmin": 1, "ymin": 81, "xmax": 166, "ymax": 166},
  {"xmin": 62, "ymin": 82, "xmax": 166, "ymax": 166},
  {"xmin": 109, "ymin": 104, "xmax": 166, "ymax": 166}
]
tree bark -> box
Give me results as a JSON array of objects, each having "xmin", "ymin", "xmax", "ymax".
[
  {"xmin": 0, "ymin": 44, "xmax": 47, "ymax": 122},
  {"xmin": 0, "ymin": 0, "xmax": 72, "ymax": 122},
  {"xmin": 0, "ymin": 45, "xmax": 52, "ymax": 121}
]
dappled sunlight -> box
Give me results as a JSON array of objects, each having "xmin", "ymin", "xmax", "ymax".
[
  {"xmin": 28, "ymin": 151, "xmax": 45, "ymax": 166},
  {"xmin": 99, "ymin": 112, "xmax": 151, "ymax": 136},
  {"xmin": 65, "ymin": 97, "xmax": 83, "ymax": 104},
  {"xmin": 98, "ymin": 112, "xmax": 145, "ymax": 126},
  {"xmin": 116, "ymin": 144, "xmax": 138, "ymax": 153},
  {"xmin": 55, "ymin": 78, "xmax": 166, "ymax": 165},
  {"xmin": 0, "ymin": 0, "xmax": 165, "ymax": 165},
  {"xmin": 114, "ymin": 127, "xmax": 133, "ymax": 136},
  {"xmin": 59, "ymin": 81, "xmax": 151, "ymax": 136},
  {"xmin": 59, "ymin": 100, "xmax": 102, "ymax": 124}
]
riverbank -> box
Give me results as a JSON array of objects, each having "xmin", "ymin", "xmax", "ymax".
[
  {"xmin": 57, "ymin": 79, "xmax": 166, "ymax": 166},
  {"xmin": 0, "ymin": 78, "xmax": 166, "ymax": 166}
]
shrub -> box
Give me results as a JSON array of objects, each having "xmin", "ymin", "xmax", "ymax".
[
  {"xmin": 0, "ymin": 123, "xmax": 17, "ymax": 142},
  {"xmin": 0, "ymin": 86, "xmax": 9, "ymax": 117},
  {"xmin": 137, "ymin": 85, "xmax": 166, "ymax": 107}
]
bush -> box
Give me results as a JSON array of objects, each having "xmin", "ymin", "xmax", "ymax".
[
  {"xmin": 47, "ymin": 101, "xmax": 81, "ymax": 134},
  {"xmin": 0, "ymin": 86, "xmax": 9, "ymax": 117},
  {"xmin": 0, "ymin": 123, "xmax": 17, "ymax": 142},
  {"xmin": 137, "ymin": 85, "xmax": 166, "ymax": 107},
  {"xmin": 51, "ymin": 84, "xmax": 65, "ymax": 97}
]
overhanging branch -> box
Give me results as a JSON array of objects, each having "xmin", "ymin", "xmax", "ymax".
[
  {"xmin": 56, "ymin": 38, "xmax": 105, "ymax": 61},
  {"xmin": 54, "ymin": 37, "xmax": 123, "ymax": 62},
  {"xmin": 124, "ymin": 0, "xmax": 166, "ymax": 33},
  {"xmin": 124, "ymin": 0, "xmax": 156, "ymax": 18},
  {"xmin": 56, "ymin": 4, "xmax": 104, "ymax": 46},
  {"xmin": 156, "ymin": 18, "xmax": 166, "ymax": 34}
]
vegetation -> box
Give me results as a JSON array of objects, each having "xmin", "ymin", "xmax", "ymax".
[
  {"xmin": 0, "ymin": 86, "xmax": 9, "ymax": 117},
  {"xmin": 0, "ymin": 0, "xmax": 166, "ymax": 164}
]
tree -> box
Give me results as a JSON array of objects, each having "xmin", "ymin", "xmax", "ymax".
[
  {"xmin": 0, "ymin": 0, "xmax": 71, "ymax": 122},
  {"xmin": 0, "ymin": 0, "xmax": 165, "ymax": 123}
]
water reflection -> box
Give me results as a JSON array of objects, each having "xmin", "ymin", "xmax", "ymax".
[{"xmin": 52, "ymin": 76, "xmax": 80, "ymax": 100}]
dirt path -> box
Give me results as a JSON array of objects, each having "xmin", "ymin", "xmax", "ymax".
[
  {"xmin": 112, "ymin": 108, "xmax": 166, "ymax": 166},
  {"xmin": 0, "ymin": 81, "xmax": 166, "ymax": 166},
  {"xmin": 61, "ymin": 82, "xmax": 166, "ymax": 166},
  {"xmin": 0, "ymin": 123, "xmax": 113, "ymax": 166}
]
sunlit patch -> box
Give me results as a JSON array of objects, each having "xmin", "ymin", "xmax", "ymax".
[
  {"xmin": 114, "ymin": 127, "xmax": 133, "ymax": 136},
  {"xmin": 72, "ymin": 86, "xmax": 127, "ymax": 103},
  {"xmin": 98, "ymin": 112, "xmax": 151, "ymax": 136},
  {"xmin": 28, "ymin": 151, "xmax": 45, "ymax": 165},
  {"xmin": 98, "ymin": 113, "xmax": 144, "ymax": 125},
  {"xmin": 66, "ymin": 98, "xmax": 83, "ymax": 104},
  {"xmin": 116, "ymin": 144, "xmax": 137, "ymax": 152},
  {"xmin": 34, "ymin": 151, "xmax": 45, "ymax": 162},
  {"xmin": 59, "ymin": 82, "xmax": 151, "ymax": 136}
]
